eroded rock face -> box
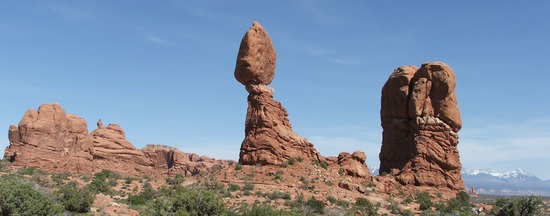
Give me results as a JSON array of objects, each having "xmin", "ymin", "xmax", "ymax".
[
  {"xmin": 379, "ymin": 62, "xmax": 464, "ymax": 190},
  {"xmin": 4, "ymin": 104, "xmax": 95, "ymax": 173},
  {"xmin": 337, "ymin": 151, "xmax": 371, "ymax": 178},
  {"xmin": 142, "ymin": 145, "xmax": 230, "ymax": 177},
  {"xmin": 4, "ymin": 104, "xmax": 230, "ymax": 177},
  {"xmin": 91, "ymin": 123, "xmax": 154, "ymax": 176},
  {"xmin": 235, "ymin": 22, "xmax": 321, "ymax": 165}
]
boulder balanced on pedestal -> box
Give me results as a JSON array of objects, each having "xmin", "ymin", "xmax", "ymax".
[{"xmin": 235, "ymin": 22, "xmax": 321, "ymax": 166}]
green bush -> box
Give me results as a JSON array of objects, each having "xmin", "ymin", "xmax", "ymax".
[
  {"xmin": 287, "ymin": 158, "xmax": 296, "ymax": 165},
  {"xmin": 56, "ymin": 181, "xmax": 95, "ymax": 213},
  {"xmin": 17, "ymin": 166, "xmax": 37, "ymax": 175},
  {"xmin": 436, "ymin": 191, "xmax": 474, "ymax": 215},
  {"xmin": 267, "ymin": 191, "xmax": 291, "ymax": 200},
  {"xmin": 355, "ymin": 197, "xmax": 379, "ymax": 216},
  {"xmin": 305, "ymin": 197, "xmax": 325, "ymax": 214},
  {"xmin": 416, "ymin": 192, "xmax": 432, "ymax": 210},
  {"xmin": 235, "ymin": 163, "xmax": 243, "ymax": 171},
  {"xmin": 0, "ymin": 175, "xmax": 63, "ymax": 215},
  {"xmin": 228, "ymin": 184, "xmax": 241, "ymax": 192},
  {"xmin": 142, "ymin": 186, "xmax": 227, "ymax": 216},
  {"xmin": 244, "ymin": 182, "xmax": 255, "ymax": 191},
  {"xmin": 51, "ymin": 171, "xmax": 71, "ymax": 185},
  {"xmin": 493, "ymin": 195, "xmax": 543, "ymax": 216},
  {"xmin": 166, "ymin": 174, "xmax": 185, "ymax": 185}
]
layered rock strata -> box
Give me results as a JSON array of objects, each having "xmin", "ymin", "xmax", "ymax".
[
  {"xmin": 4, "ymin": 103, "xmax": 229, "ymax": 177},
  {"xmin": 5, "ymin": 104, "xmax": 95, "ymax": 173},
  {"xmin": 235, "ymin": 22, "xmax": 321, "ymax": 165},
  {"xmin": 379, "ymin": 62, "xmax": 464, "ymax": 190}
]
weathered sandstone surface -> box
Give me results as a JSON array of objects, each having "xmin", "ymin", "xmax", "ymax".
[
  {"xmin": 379, "ymin": 62, "xmax": 464, "ymax": 190},
  {"xmin": 5, "ymin": 104, "xmax": 95, "ymax": 173},
  {"xmin": 235, "ymin": 22, "xmax": 321, "ymax": 165},
  {"xmin": 4, "ymin": 103, "xmax": 229, "ymax": 177}
]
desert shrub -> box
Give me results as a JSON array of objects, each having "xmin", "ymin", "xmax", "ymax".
[
  {"xmin": 56, "ymin": 181, "xmax": 95, "ymax": 213},
  {"xmin": 354, "ymin": 197, "xmax": 379, "ymax": 216},
  {"xmin": 17, "ymin": 166, "xmax": 37, "ymax": 175},
  {"xmin": 436, "ymin": 191, "xmax": 474, "ymax": 215},
  {"xmin": 235, "ymin": 163, "xmax": 243, "ymax": 171},
  {"xmin": 240, "ymin": 203, "xmax": 301, "ymax": 216},
  {"xmin": 228, "ymin": 184, "xmax": 241, "ymax": 192},
  {"xmin": 267, "ymin": 191, "xmax": 291, "ymax": 200},
  {"xmin": 320, "ymin": 161, "xmax": 329, "ymax": 169},
  {"xmin": 416, "ymin": 192, "xmax": 432, "ymax": 210},
  {"xmin": 166, "ymin": 174, "xmax": 185, "ymax": 185},
  {"xmin": 305, "ymin": 197, "xmax": 325, "ymax": 214},
  {"xmin": 403, "ymin": 195, "xmax": 413, "ymax": 204},
  {"xmin": 281, "ymin": 161, "xmax": 289, "ymax": 168},
  {"xmin": 493, "ymin": 195, "xmax": 543, "ymax": 216},
  {"xmin": 94, "ymin": 169, "xmax": 120, "ymax": 180},
  {"xmin": 124, "ymin": 176, "xmax": 135, "ymax": 184},
  {"xmin": 244, "ymin": 182, "xmax": 255, "ymax": 191},
  {"xmin": 287, "ymin": 158, "xmax": 296, "ymax": 165},
  {"xmin": 52, "ymin": 171, "xmax": 71, "ymax": 185},
  {"xmin": 141, "ymin": 186, "xmax": 227, "ymax": 216},
  {"xmin": 0, "ymin": 175, "xmax": 63, "ymax": 215},
  {"xmin": 86, "ymin": 169, "xmax": 121, "ymax": 194},
  {"xmin": 0, "ymin": 159, "xmax": 10, "ymax": 171}
]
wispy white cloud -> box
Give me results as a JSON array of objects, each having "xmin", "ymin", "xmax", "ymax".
[
  {"xmin": 277, "ymin": 33, "xmax": 365, "ymax": 66},
  {"xmin": 144, "ymin": 35, "xmax": 175, "ymax": 46},
  {"xmin": 43, "ymin": 3, "xmax": 91, "ymax": 21},
  {"xmin": 459, "ymin": 117, "xmax": 550, "ymax": 179}
]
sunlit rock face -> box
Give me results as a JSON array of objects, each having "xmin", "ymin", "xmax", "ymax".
[
  {"xmin": 379, "ymin": 62, "xmax": 464, "ymax": 191},
  {"xmin": 235, "ymin": 22, "xmax": 321, "ymax": 166}
]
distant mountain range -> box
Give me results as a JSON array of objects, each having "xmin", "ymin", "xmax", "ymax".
[
  {"xmin": 369, "ymin": 167, "xmax": 550, "ymax": 196},
  {"xmin": 462, "ymin": 168, "xmax": 550, "ymax": 196}
]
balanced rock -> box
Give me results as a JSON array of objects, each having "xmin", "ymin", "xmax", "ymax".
[
  {"xmin": 235, "ymin": 22, "xmax": 321, "ymax": 165},
  {"xmin": 234, "ymin": 21, "xmax": 276, "ymax": 85},
  {"xmin": 4, "ymin": 104, "xmax": 95, "ymax": 173},
  {"xmin": 379, "ymin": 62, "xmax": 464, "ymax": 190}
]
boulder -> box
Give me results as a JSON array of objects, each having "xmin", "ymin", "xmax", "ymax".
[
  {"xmin": 234, "ymin": 21, "xmax": 276, "ymax": 85},
  {"xmin": 337, "ymin": 151, "xmax": 371, "ymax": 178}
]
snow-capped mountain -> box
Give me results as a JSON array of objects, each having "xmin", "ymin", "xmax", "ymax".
[
  {"xmin": 462, "ymin": 168, "xmax": 550, "ymax": 196},
  {"xmin": 463, "ymin": 168, "xmax": 537, "ymax": 180}
]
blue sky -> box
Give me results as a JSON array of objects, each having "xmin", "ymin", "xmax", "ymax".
[{"xmin": 1, "ymin": 1, "xmax": 549, "ymax": 180}]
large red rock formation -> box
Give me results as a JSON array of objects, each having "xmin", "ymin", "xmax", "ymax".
[
  {"xmin": 4, "ymin": 104, "xmax": 95, "ymax": 173},
  {"xmin": 379, "ymin": 62, "xmax": 464, "ymax": 190},
  {"xmin": 4, "ymin": 103, "xmax": 230, "ymax": 177},
  {"xmin": 91, "ymin": 123, "xmax": 154, "ymax": 176},
  {"xmin": 142, "ymin": 145, "xmax": 227, "ymax": 177},
  {"xmin": 235, "ymin": 22, "xmax": 321, "ymax": 165}
]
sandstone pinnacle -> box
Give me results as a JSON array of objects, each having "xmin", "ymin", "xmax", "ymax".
[
  {"xmin": 379, "ymin": 62, "xmax": 464, "ymax": 191},
  {"xmin": 235, "ymin": 22, "xmax": 320, "ymax": 166}
]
